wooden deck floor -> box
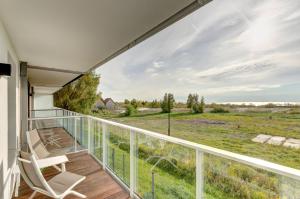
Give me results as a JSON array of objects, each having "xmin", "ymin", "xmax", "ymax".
[
  {"xmin": 15, "ymin": 126, "xmax": 130, "ymax": 199},
  {"xmin": 15, "ymin": 151, "xmax": 130, "ymax": 199}
]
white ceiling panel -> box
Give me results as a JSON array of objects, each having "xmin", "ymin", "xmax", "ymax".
[
  {"xmin": 27, "ymin": 68, "xmax": 79, "ymax": 87},
  {"xmin": 0, "ymin": 0, "xmax": 211, "ymax": 87}
]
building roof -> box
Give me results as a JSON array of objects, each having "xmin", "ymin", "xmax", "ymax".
[{"xmin": 104, "ymin": 98, "xmax": 114, "ymax": 104}]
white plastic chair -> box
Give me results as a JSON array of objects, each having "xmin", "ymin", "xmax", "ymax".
[
  {"xmin": 26, "ymin": 129, "xmax": 67, "ymax": 171},
  {"xmin": 18, "ymin": 151, "xmax": 86, "ymax": 199}
]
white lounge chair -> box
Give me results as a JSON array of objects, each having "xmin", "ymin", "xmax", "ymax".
[
  {"xmin": 26, "ymin": 129, "xmax": 68, "ymax": 171},
  {"xmin": 18, "ymin": 151, "xmax": 86, "ymax": 199}
]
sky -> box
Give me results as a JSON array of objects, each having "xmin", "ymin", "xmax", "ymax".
[{"xmin": 95, "ymin": 0, "xmax": 300, "ymax": 103}]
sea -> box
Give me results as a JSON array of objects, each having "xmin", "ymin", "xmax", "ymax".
[{"xmin": 219, "ymin": 102, "xmax": 300, "ymax": 106}]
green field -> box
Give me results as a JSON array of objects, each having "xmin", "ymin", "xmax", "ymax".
[
  {"xmin": 96, "ymin": 107, "xmax": 300, "ymax": 169},
  {"xmin": 89, "ymin": 107, "xmax": 300, "ymax": 199}
]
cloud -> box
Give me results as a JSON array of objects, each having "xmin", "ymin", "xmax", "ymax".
[
  {"xmin": 153, "ymin": 61, "xmax": 164, "ymax": 68},
  {"xmin": 96, "ymin": 0, "xmax": 300, "ymax": 102}
]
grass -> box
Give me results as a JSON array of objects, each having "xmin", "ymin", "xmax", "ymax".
[
  {"xmin": 94, "ymin": 109, "xmax": 300, "ymax": 169},
  {"xmin": 89, "ymin": 131, "xmax": 296, "ymax": 199}
]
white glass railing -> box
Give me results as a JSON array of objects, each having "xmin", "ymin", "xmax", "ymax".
[{"xmin": 28, "ymin": 109, "xmax": 300, "ymax": 199}]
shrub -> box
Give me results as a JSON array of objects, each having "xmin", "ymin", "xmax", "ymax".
[
  {"xmin": 264, "ymin": 103, "xmax": 276, "ymax": 108},
  {"xmin": 107, "ymin": 133, "xmax": 279, "ymax": 199},
  {"xmin": 124, "ymin": 104, "xmax": 137, "ymax": 116},
  {"xmin": 192, "ymin": 103, "xmax": 202, "ymax": 113},
  {"xmin": 210, "ymin": 107, "xmax": 229, "ymax": 113}
]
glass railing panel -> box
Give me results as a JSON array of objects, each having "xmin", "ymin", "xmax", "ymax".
[
  {"xmin": 136, "ymin": 133, "xmax": 196, "ymax": 199},
  {"xmin": 30, "ymin": 118, "xmax": 75, "ymax": 153},
  {"xmin": 72, "ymin": 117, "xmax": 87, "ymax": 151},
  {"xmin": 279, "ymin": 175, "xmax": 300, "ymax": 198},
  {"xmin": 73, "ymin": 117, "xmax": 86, "ymax": 152},
  {"xmin": 31, "ymin": 109, "xmax": 59, "ymax": 118},
  {"xmin": 30, "ymin": 117, "xmax": 84, "ymax": 154},
  {"xmin": 202, "ymin": 153, "xmax": 300, "ymax": 199},
  {"xmin": 106, "ymin": 124, "xmax": 130, "ymax": 185},
  {"xmin": 89, "ymin": 119, "xmax": 103, "ymax": 161}
]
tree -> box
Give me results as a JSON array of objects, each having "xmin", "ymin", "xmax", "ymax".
[
  {"xmin": 54, "ymin": 73, "xmax": 100, "ymax": 114},
  {"xmin": 161, "ymin": 93, "xmax": 175, "ymax": 136},
  {"xmin": 161, "ymin": 93, "xmax": 175, "ymax": 113},
  {"xmin": 187, "ymin": 94, "xmax": 193, "ymax": 108},
  {"xmin": 200, "ymin": 96, "xmax": 205, "ymax": 113},
  {"xmin": 188, "ymin": 94, "xmax": 205, "ymax": 114},
  {"xmin": 124, "ymin": 99, "xmax": 130, "ymax": 104},
  {"xmin": 141, "ymin": 101, "xmax": 147, "ymax": 107},
  {"xmin": 149, "ymin": 99, "xmax": 160, "ymax": 108},
  {"xmin": 130, "ymin": 99, "xmax": 138, "ymax": 108},
  {"xmin": 124, "ymin": 104, "xmax": 137, "ymax": 116},
  {"xmin": 187, "ymin": 94, "xmax": 199, "ymax": 111}
]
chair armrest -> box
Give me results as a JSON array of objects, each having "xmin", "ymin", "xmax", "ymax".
[{"xmin": 36, "ymin": 155, "xmax": 69, "ymax": 169}]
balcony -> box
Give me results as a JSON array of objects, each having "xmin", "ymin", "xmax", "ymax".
[
  {"xmin": 15, "ymin": 151, "xmax": 130, "ymax": 199},
  {"xmin": 15, "ymin": 108, "xmax": 300, "ymax": 199}
]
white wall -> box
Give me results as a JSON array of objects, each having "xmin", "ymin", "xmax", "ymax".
[
  {"xmin": 33, "ymin": 94, "xmax": 54, "ymax": 110},
  {"xmin": 0, "ymin": 19, "xmax": 20, "ymax": 199}
]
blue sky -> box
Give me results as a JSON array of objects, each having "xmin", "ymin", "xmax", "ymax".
[{"xmin": 96, "ymin": 0, "xmax": 300, "ymax": 102}]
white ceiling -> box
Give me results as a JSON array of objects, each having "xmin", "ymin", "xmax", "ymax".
[
  {"xmin": 33, "ymin": 86, "xmax": 62, "ymax": 95},
  {"xmin": 27, "ymin": 67, "xmax": 79, "ymax": 87},
  {"xmin": 0, "ymin": 0, "xmax": 209, "ymax": 87}
]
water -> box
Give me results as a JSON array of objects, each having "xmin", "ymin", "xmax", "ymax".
[{"xmin": 219, "ymin": 102, "xmax": 300, "ymax": 106}]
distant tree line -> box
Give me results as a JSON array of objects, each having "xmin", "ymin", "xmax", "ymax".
[{"xmin": 123, "ymin": 93, "xmax": 206, "ymax": 116}]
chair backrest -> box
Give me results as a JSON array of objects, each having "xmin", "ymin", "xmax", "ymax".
[
  {"xmin": 18, "ymin": 151, "xmax": 57, "ymax": 197},
  {"xmin": 27, "ymin": 129, "xmax": 50, "ymax": 159},
  {"xmin": 18, "ymin": 151, "xmax": 45, "ymax": 189}
]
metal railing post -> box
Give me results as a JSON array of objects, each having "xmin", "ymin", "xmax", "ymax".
[
  {"xmin": 196, "ymin": 149, "xmax": 204, "ymax": 199},
  {"xmin": 130, "ymin": 130, "xmax": 137, "ymax": 197},
  {"xmin": 112, "ymin": 148, "xmax": 115, "ymax": 170},
  {"xmin": 102, "ymin": 123, "xmax": 107, "ymax": 170},
  {"xmin": 66, "ymin": 112, "xmax": 69, "ymax": 132},
  {"xmin": 74, "ymin": 118, "xmax": 77, "ymax": 152},
  {"xmin": 88, "ymin": 118, "xmax": 91, "ymax": 153},
  {"xmin": 98, "ymin": 122, "xmax": 101, "ymax": 148},
  {"xmin": 80, "ymin": 117, "xmax": 83, "ymax": 144},
  {"xmin": 122, "ymin": 153, "xmax": 125, "ymax": 179}
]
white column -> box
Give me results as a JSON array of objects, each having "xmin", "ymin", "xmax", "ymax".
[{"xmin": 196, "ymin": 149, "xmax": 204, "ymax": 199}]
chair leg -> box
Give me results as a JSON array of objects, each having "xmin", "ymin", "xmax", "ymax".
[
  {"xmin": 29, "ymin": 191, "xmax": 37, "ymax": 199},
  {"xmin": 61, "ymin": 163, "xmax": 66, "ymax": 172},
  {"xmin": 70, "ymin": 191, "xmax": 87, "ymax": 198},
  {"xmin": 53, "ymin": 165, "xmax": 62, "ymax": 172}
]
